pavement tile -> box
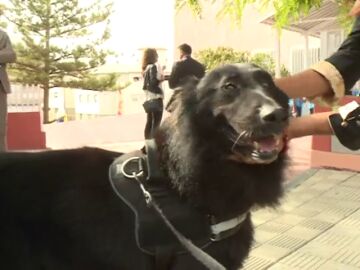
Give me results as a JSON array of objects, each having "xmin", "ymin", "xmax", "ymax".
[
  {"xmin": 341, "ymin": 174, "xmax": 360, "ymax": 188},
  {"xmin": 282, "ymin": 225, "xmax": 323, "ymax": 241},
  {"xmin": 256, "ymin": 222, "xmax": 293, "ymax": 234},
  {"xmin": 310, "ymin": 181, "xmax": 341, "ymax": 192},
  {"xmin": 289, "ymin": 205, "xmax": 322, "ymax": 218},
  {"xmin": 278, "ymin": 199, "xmax": 305, "ymax": 212},
  {"xmin": 269, "ymin": 251, "xmax": 327, "ymax": 270},
  {"xmin": 297, "ymin": 243, "xmax": 340, "ymax": 259},
  {"xmin": 317, "ymin": 261, "xmax": 360, "ymax": 270},
  {"xmin": 319, "ymin": 186, "xmax": 360, "ymax": 202},
  {"xmin": 298, "ymin": 218, "xmax": 334, "ymax": 231},
  {"xmin": 254, "ymin": 229, "xmax": 280, "ymax": 244},
  {"xmin": 348, "ymin": 236, "xmax": 360, "ymax": 249},
  {"xmin": 252, "ymin": 208, "xmax": 281, "ymax": 227},
  {"xmin": 251, "ymin": 244, "xmax": 292, "ymax": 261},
  {"xmin": 331, "ymin": 249, "xmax": 360, "ymax": 268},
  {"xmin": 243, "ymin": 256, "xmax": 274, "ymax": 270},
  {"xmin": 247, "ymin": 169, "xmax": 360, "ymax": 270},
  {"xmin": 266, "ymin": 234, "xmax": 307, "ymax": 250},
  {"xmin": 335, "ymin": 211, "xmax": 360, "ymax": 232},
  {"xmin": 310, "ymin": 228, "xmax": 356, "ymax": 249},
  {"xmin": 272, "ymin": 213, "xmax": 307, "ymax": 226}
]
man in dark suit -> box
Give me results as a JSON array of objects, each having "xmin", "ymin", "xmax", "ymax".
[
  {"xmin": 0, "ymin": 29, "xmax": 16, "ymax": 151},
  {"xmin": 168, "ymin": 43, "xmax": 205, "ymax": 89}
]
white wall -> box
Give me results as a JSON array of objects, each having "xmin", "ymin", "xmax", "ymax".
[
  {"xmin": 120, "ymin": 81, "xmax": 173, "ymax": 115},
  {"xmin": 174, "ymin": 3, "xmax": 320, "ymax": 69}
]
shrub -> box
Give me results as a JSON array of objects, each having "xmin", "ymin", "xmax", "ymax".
[{"xmin": 196, "ymin": 47, "xmax": 290, "ymax": 77}]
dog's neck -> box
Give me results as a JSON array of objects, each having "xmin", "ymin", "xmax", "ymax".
[{"xmin": 155, "ymin": 120, "xmax": 254, "ymax": 220}]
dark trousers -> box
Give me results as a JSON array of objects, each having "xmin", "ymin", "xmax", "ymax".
[
  {"xmin": 0, "ymin": 82, "xmax": 7, "ymax": 151},
  {"xmin": 144, "ymin": 110, "xmax": 163, "ymax": 139}
]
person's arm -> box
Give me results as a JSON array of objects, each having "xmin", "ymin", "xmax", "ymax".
[
  {"xmin": 0, "ymin": 31, "xmax": 16, "ymax": 64},
  {"xmin": 287, "ymin": 112, "xmax": 333, "ymax": 139},
  {"xmin": 276, "ymin": 70, "xmax": 332, "ymax": 99},
  {"xmin": 168, "ymin": 62, "xmax": 181, "ymax": 89}
]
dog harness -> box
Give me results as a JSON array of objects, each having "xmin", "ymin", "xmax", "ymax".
[{"xmin": 108, "ymin": 140, "xmax": 248, "ymax": 269}]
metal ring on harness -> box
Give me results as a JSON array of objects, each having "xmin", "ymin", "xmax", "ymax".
[{"xmin": 120, "ymin": 157, "xmax": 144, "ymax": 179}]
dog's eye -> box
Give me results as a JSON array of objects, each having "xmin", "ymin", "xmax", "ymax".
[{"xmin": 222, "ymin": 82, "xmax": 237, "ymax": 91}]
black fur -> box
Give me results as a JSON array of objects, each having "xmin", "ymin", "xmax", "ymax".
[{"xmin": 0, "ymin": 64, "xmax": 289, "ymax": 270}]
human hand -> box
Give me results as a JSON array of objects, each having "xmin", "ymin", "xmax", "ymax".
[{"xmin": 350, "ymin": 0, "xmax": 360, "ymax": 16}]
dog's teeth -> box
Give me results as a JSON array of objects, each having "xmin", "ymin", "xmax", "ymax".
[
  {"xmin": 253, "ymin": 141, "xmax": 260, "ymax": 149},
  {"xmin": 274, "ymin": 136, "xmax": 281, "ymax": 145}
]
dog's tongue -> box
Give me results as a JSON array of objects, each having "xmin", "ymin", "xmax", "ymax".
[{"xmin": 254, "ymin": 137, "xmax": 279, "ymax": 152}]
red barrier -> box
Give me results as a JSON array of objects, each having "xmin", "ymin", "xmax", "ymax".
[{"xmin": 7, "ymin": 112, "xmax": 46, "ymax": 150}]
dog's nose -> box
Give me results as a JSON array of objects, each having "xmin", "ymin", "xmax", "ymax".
[{"xmin": 262, "ymin": 108, "xmax": 288, "ymax": 123}]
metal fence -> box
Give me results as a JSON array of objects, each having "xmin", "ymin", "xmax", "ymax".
[
  {"xmin": 291, "ymin": 47, "xmax": 321, "ymax": 74},
  {"xmin": 7, "ymin": 84, "xmax": 43, "ymax": 113}
]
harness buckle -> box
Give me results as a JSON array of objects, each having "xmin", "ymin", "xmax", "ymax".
[
  {"xmin": 137, "ymin": 178, "xmax": 152, "ymax": 206},
  {"xmin": 119, "ymin": 157, "xmax": 153, "ymax": 206},
  {"xmin": 120, "ymin": 157, "xmax": 144, "ymax": 179}
]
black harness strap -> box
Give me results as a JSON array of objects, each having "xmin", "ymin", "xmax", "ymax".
[
  {"xmin": 144, "ymin": 139, "xmax": 164, "ymax": 182},
  {"xmin": 155, "ymin": 246, "xmax": 176, "ymax": 270},
  {"xmin": 145, "ymin": 140, "xmax": 177, "ymax": 270},
  {"xmin": 109, "ymin": 139, "xmax": 244, "ymax": 269}
]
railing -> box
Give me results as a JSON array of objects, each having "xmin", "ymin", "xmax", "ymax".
[
  {"xmin": 7, "ymin": 84, "xmax": 43, "ymax": 113},
  {"xmin": 291, "ymin": 47, "xmax": 320, "ymax": 74}
]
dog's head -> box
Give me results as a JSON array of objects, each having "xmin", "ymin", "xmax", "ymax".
[{"xmin": 191, "ymin": 63, "xmax": 289, "ymax": 164}]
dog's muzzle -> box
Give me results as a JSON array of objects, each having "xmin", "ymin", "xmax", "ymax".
[{"xmin": 224, "ymin": 107, "xmax": 289, "ymax": 164}]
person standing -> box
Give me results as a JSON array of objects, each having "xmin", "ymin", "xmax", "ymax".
[
  {"xmin": 166, "ymin": 43, "xmax": 205, "ymax": 112},
  {"xmin": 0, "ymin": 29, "xmax": 16, "ymax": 151},
  {"xmin": 168, "ymin": 43, "xmax": 205, "ymax": 89},
  {"xmin": 141, "ymin": 48, "xmax": 164, "ymax": 139}
]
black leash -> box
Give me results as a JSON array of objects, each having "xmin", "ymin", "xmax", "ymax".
[
  {"xmin": 133, "ymin": 140, "xmax": 226, "ymax": 270},
  {"xmin": 128, "ymin": 171, "xmax": 225, "ymax": 270}
]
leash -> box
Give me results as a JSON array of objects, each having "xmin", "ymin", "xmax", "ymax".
[
  {"xmin": 120, "ymin": 140, "xmax": 226, "ymax": 270},
  {"xmin": 110, "ymin": 139, "xmax": 248, "ymax": 269},
  {"xmin": 130, "ymin": 170, "xmax": 225, "ymax": 270}
]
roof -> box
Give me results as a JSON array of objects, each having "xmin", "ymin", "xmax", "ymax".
[{"xmin": 261, "ymin": 0, "xmax": 341, "ymax": 37}]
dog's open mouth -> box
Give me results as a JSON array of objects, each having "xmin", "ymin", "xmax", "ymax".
[
  {"xmin": 224, "ymin": 126, "xmax": 285, "ymax": 164},
  {"xmin": 243, "ymin": 135, "xmax": 283, "ymax": 161}
]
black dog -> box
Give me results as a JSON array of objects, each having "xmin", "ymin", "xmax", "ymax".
[{"xmin": 0, "ymin": 64, "xmax": 289, "ymax": 270}]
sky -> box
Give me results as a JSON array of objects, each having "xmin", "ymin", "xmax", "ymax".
[
  {"xmin": 106, "ymin": 0, "xmax": 175, "ymax": 68},
  {"xmin": 3, "ymin": 0, "xmax": 175, "ymax": 70},
  {"xmin": 110, "ymin": 0, "xmax": 174, "ymax": 51}
]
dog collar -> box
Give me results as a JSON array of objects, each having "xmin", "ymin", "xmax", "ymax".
[{"xmin": 209, "ymin": 213, "xmax": 248, "ymax": 241}]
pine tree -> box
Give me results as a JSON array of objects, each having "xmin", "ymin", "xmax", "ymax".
[{"xmin": 4, "ymin": 0, "xmax": 114, "ymax": 123}]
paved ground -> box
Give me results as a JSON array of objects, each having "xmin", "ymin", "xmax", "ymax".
[{"xmin": 244, "ymin": 168, "xmax": 360, "ymax": 270}]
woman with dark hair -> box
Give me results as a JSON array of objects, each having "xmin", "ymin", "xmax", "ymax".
[{"xmin": 141, "ymin": 48, "xmax": 164, "ymax": 139}]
